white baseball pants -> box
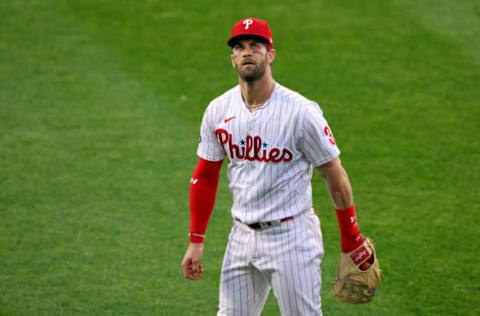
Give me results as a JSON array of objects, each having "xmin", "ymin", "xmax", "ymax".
[{"xmin": 218, "ymin": 210, "xmax": 324, "ymax": 316}]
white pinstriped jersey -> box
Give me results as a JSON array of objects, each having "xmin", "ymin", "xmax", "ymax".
[{"xmin": 197, "ymin": 82, "xmax": 340, "ymax": 224}]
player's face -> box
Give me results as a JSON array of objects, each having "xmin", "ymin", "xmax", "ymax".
[{"xmin": 231, "ymin": 39, "xmax": 275, "ymax": 82}]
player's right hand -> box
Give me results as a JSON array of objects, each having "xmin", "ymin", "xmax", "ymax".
[{"xmin": 181, "ymin": 243, "xmax": 205, "ymax": 280}]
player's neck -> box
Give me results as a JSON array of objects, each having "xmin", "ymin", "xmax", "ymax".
[{"xmin": 239, "ymin": 74, "xmax": 275, "ymax": 112}]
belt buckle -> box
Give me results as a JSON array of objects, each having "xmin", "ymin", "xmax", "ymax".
[
  {"xmin": 258, "ymin": 221, "xmax": 271, "ymax": 229},
  {"xmin": 259, "ymin": 220, "xmax": 282, "ymax": 229},
  {"xmin": 271, "ymin": 220, "xmax": 282, "ymax": 227}
]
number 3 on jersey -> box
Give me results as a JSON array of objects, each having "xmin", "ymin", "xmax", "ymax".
[{"xmin": 324, "ymin": 126, "xmax": 336, "ymax": 145}]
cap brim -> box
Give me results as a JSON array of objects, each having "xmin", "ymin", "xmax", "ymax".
[{"xmin": 228, "ymin": 34, "xmax": 271, "ymax": 48}]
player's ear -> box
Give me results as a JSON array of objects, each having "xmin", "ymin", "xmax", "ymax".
[
  {"xmin": 267, "ymin": 48, "xmax": 276, "ymax": 65},
  {"xmin": 230, "ymin": 53, "xmax": 235, "ymax": 69}
]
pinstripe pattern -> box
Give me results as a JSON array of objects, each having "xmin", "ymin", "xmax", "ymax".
[
  {"xmin": 197, "ymin": 83, "xmax": 339, "ymax": 223},
  {"xmin": 198, "ymin": 83, "xmax": 338, "ymax": 315},
  {"xmin": 218, "ymin": 210, "xmax": 323, "ymax": 316}
]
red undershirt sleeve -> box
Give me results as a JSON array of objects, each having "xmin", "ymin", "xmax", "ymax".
[
  {"xmin": 189, "ymin": 157, "xmax": 223, "ymax": 243},
  {"xmin": 335, "ymin": 204, "xmax": 365, "ymax": 252}
]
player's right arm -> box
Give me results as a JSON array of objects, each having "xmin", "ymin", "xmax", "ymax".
[
  {"xmin": 182, "ymin": 101, "xmax": 225, "ymax": 280},
  {"xmin": 181, "ymin": 157, "xmax": 223, "ymax": 280}
]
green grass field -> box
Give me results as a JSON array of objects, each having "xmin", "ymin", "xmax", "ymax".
[{"xmin": 1, "ymin": 1, "xmax": 479, "ymax": 315}]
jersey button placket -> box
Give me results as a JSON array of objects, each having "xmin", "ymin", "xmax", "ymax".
[
  {"xmin": 247, "ymin": 115, "xmax": 253, "ymax": 134},
  {"xmin": 249, "ymin": 112, "xmax": 261, "ymax": 134},
  {"xmin": 245, "ymin": 115, "xmax": 255, "ymax": 208}
]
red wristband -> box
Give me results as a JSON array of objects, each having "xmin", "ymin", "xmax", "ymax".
[
  {"xmin": 189, "ymin": 233, "xmax": 205, "ymax": 243},
  {"xmin": 336, "ymin": 204, "xmax": 365, "ymax": 252}
]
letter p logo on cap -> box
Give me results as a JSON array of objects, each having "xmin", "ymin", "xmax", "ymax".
[{"xmin": 242, "ymin": 19, "xmax": 253, "ymax": 30}]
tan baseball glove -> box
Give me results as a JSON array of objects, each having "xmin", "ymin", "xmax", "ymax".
[{"xmin": 333, "ymin": 238, "xmax": 382, "ymax": 304}]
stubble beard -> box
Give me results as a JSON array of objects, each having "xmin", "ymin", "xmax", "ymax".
[{"xmin": 236, "ymin": 56, "xmax": 269, "ymax": 83}]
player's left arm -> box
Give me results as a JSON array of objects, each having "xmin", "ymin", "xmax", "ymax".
[
  {"xmin": 302, "ymin": 102, "xmax": 381, "ymax": 301},
  {"xmin": 299, "ymin": 102, "xmax": 367, "ymax": 252},
  {"xmin": 317, "ymin": 157, "xmax": 382, "ymax": 303},
  {"xmin": 316, "ymin": 157, "xmax": 365, "ymax": 252}
]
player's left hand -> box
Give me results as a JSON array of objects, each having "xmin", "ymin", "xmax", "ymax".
[
  {"xmin": 333, "ymin": 238, "xmax": 382, "ymax": 304},
  {"xmin": 181, "ymin": 243, "xmax": 205, "ymax": 280}
]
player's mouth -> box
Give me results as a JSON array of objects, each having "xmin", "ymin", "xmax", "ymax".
[{"xmin": 242, "ymin": 60, "xmax": 255, "ymax": 66}]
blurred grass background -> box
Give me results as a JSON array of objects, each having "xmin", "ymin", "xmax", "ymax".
[{"xmin": 1, "ymin": 0, "xmax": 479, "ymax": 315}]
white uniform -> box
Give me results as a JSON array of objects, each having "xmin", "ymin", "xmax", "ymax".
[{"xmin": 197, "ymin": 82, "xmax": 340, "ymax": 316}]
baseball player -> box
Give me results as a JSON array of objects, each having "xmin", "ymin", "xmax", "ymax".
[{"xmin": 181, "ymin": 17, "xmax": 381, "ymax": 315}]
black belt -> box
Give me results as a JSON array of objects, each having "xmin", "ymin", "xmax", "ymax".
[{"xmin": 236, "ymin": 216, "xmax": 294, "ymax": 230}]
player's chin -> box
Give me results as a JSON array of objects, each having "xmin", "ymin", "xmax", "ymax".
[
  {"xmin": 240, "ymin": 71, "xmax": 261, "ymax": 82},
  {"xmin": 238, "ymin": 67, "xmax": 253, "ymax": 76},
  {"xmin": 238, "ymin": 66, "xmax": 266, "ymax": 82}
]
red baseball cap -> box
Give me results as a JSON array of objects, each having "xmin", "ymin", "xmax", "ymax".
[{"xmin": 227, "ymin": 17, "xmax": 274, "ymax": 48}]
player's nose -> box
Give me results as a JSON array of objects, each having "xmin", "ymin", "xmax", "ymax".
[
  {"xmin": 241, "ymin": 46, "xmax": 254, "ymax": 57},
  {"xmin": 241, "ymin": 52, "xmax": 252, "ymax": 59}
]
